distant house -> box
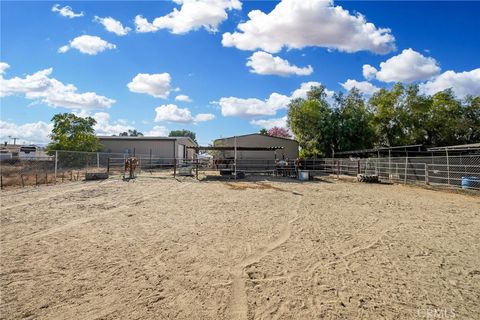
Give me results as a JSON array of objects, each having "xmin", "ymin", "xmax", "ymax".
[
  {"xmin": 214, "ymin": 133, "xmax": 299, "ymax": 160},
  {"xmin": 0, "ymin": 144, "xmax": 44, "ymax": 160},
  {"xmin": 98, "ymin": 136, "xmax": 197, "ymax": 160}
]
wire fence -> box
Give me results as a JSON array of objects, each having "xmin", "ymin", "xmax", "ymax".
[
  {"xmin": 363, "ymin": 155, "xmax": 480, "ymax": 189},
  {"xmin": 0, "ymin": 150, "xmax": 479, "ymax": 191}
]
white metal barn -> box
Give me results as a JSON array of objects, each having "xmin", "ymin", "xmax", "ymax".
[{"xmin": 98, "ymin": 136, "xmax": 197, "ymax": 160}]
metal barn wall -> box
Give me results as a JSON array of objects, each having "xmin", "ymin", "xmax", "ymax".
[{"xmin": 99, "ymin": 138, "xmax": 176, "ymax": 158}]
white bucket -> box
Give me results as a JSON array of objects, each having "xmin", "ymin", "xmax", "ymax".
[{"xmin": 298, "ymin": 170, "xmax": 309, "ymax": 181}]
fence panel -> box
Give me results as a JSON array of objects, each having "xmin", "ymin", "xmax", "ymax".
[
  {"xmin": 1, "ymin": 150, "xmax": 478, "ymax": 191},
  {"xmin": 357, "ymin": 155, "xmax": 479, "ymax": 190}
]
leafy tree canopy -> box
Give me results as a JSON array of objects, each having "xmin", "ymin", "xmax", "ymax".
[
  {"xmin": 118, "ymin": 129, "xmax": 143, "ymax": 136},
  {"xmin": 46, "ymin": 113, "xmax": 101, "ymax": 153},
  {"xmin": 168, "ymin": 129, "xmax": 196, "ymax": 142},
  {"xmin": 288, "ymin": 85, "xmax": 334, "ymax": 157},
  {"xmin": 287, "ymin": 84, "xmax": 479, "ymax": 157},
  {"xmin": 259, "ymin": 128, "xmax": 268, "ymax": 135}
]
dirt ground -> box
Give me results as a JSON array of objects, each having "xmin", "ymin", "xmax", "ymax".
[{"xmin": 1, "ymin": 175, "xmax": 479, "ymax": 320}]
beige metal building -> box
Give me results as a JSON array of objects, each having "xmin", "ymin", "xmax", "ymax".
[
  {"xmin": 214, "ymin": 134, "xmax": 299, "ymax": 160},
  {"xmin": 98, "ymin": 136, "xmax": 197, "ymax": 159}
]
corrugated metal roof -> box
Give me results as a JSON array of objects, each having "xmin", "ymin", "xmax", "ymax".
[
  {"xmin": 187, "ymin": 146, "xmax": 284, "ymax": 151},
  {"xmin": 427, "ymin": 143, "xmax": 480, "ymax": 151},
  {"xmin": 335, "ymin": 144, "xmax": 424, "ymax": 155},
  {"xmin": 214, "ymin": 133, "xmax": 298, "ymax": 143},
  {"xmin": 97, "ymin": 135, "xmax": 197, "ymax": 145},
  {"xmin": 97, "ymin": 136, "xmax": 176, "ymax": 140}
]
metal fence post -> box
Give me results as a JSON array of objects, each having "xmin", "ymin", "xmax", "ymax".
[
  {"xmin": 173, "ymin": 158, "xmax": 177, "ymax": 178},
  {"xmin": 425, "ymin": 163, "xmax": 429, "ymax": 185},
  {"xmin": 404, "ymin": 156, "xmax": 408, "ymax": 184},
  {"xmin": 97, "ymin": 152, "xmax": 100, "ymax": 169},
  {"xmin": 389, "ymin": 149, "xmax": 391, "ymax": 182},
  {"xmin": 446, "ymin": 150, "xmax": 450, "ymax": 185},
  {"xmin": 54, "ymin": 150, "xmax": 58, "ymax": 182},
  {"xmin": 195, "ymin": 156, "xmax": 199, "ymax": 180}
]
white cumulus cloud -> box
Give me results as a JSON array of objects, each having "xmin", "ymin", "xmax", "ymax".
[
  {"xmin": 93, "ymin": 112, "xmax": 135, "ymax": 136},
  {"xmin": 52, "ymin": 4, "xmax": 84, "ymax": 18},
  {"xmin": 219, "ymin": 81, "xmax": 332, "ymax": 118},
  {"xmin": 364, "ymin": 48, "xmax": 441, "ymax": 83},
  {"xmin": 144, "ymin": 125, "xmax": 169, "ymax": 137},
  {"xmin": 57, "ymin": 45, "xmax": 70, "ymax": 54},
  {"xmin": 154, "ymin": 104, "xmax": 215, "ymax": 123},
  {"xmin": 0, "ymin": 120, "xmax": 53, "ymax": 145},
  {"xmin": 246, "ymin": 51, "xmax": 313, "ymax": 76},
  {"xmin": 127, "ymin": 73, "xmax": 173, "ymax": 99},
  {"xmin": 222, "ymin": 0, "xmax": 395, "ymax": 54},
  {"xmin": 175, "ymin": 94, "xmax": 192, "ymax": 102},
  {"xmin": 250, "ymin": 116, "xmax": 288, "ymax": 129},
  {"xmin": 59, "ymin": 35, "xmax": 116, "ymax": 55},
  {"xmin": 0, "ymin": 62, "xmax": 10, "ymax": 74},
  {"xmin": 134, "ymin": 0, "xmax": 242, "ymax": 34},
  {"xmin": 341, "ymin": 79, "xmax": 379, "ymax": 96},
  {"xmin": 194, "ymin": 113, "xmax": 215, "ymax": 122},
  {"xmin": 419, "ymin": 68, "xmax": 480, "ymax": 98},
  {"xmin": 0, "ymin": 66, "xmax": 115, "ymax": 110},
  {"xmin": 134, "ymin": 15, "xmax": 159, "ymax": 33},
  {"xmin": 290, "ymin": 81, "xmax": 334, "ymax": 100},
  {"xmin": 362, "ymin": 64, "xmax": 378, "ymax": 80},
  {"xmin": 94, "ymin": 16, "xmax": 131, "ymax": 36},
  {"xmin": 219, "ymin": 94, "xmax": 289, "ymax": 118}
]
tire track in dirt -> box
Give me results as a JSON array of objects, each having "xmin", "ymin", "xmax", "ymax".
[
  {"xmin": 306, "ymin": 221, "xmax": 403, "ymax": 290},
  {"xmin": 228, "ymin": 197, "xmax": 302, "ymax": 320},
  {"xmin": 9, "ymin": 182, "xmax": 192, "ymax": 244},
  {"xmin": 0, "ymin": 180, "xmax": 116, "ymax": 211}
]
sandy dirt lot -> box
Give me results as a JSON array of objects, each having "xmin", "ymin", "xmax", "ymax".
[{"xmin": 1, "ymin": 175, "xmax": 479, "ymax": 319}]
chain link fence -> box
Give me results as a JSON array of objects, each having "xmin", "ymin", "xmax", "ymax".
[
  {"xmin": 363, "ymin": 155, "xmax": 480, "ymax": 189},
  {"xmin": 1, "ymin": 150, "xmax": 479, "ymax": 191}
]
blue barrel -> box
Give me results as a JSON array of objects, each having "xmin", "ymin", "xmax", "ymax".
[{"xmin": 461, "ymin": 176, "xmax": 480, "ymax": 190}]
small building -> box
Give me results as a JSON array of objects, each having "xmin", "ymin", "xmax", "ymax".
[
  {"xmin": 214, "ymin": 134, "xmax": 299, "ymax": 160},
  {"xmin": 0, "ymin": 144, "xmax": 44, "ymax": 160},
  {"xmin": 98, "ymin": 136, "xmax": 197, "ymax": 160}
]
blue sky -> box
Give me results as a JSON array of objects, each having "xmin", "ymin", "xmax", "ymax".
[{"xmin": 1, "ymin": 0, "xmax": 479, "ymax": 146}]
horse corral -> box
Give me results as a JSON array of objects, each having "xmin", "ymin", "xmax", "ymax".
[{"xmin": 1, "ymin": 175, "xmax": 479, "ymax": 319}]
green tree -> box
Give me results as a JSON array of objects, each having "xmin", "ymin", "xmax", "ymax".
[
  {"xmin": 460, "ymin": 96, "xmax": 480, "ymax": 143},
  {"xmin": 259, "ymin": 128, "xmax": 268, "ymax": 135},
  {"xmin": 369, "ymin": 83, "xmax": 411, "ymax": 147},
  {"xmin": 287, "ymin": 86, "xmax": 334, "ymax": 157},
  {"xmin": 119, "ymin": 129, "xmax": 143, "ymax": 136},
  {"xmin": 288, "ymin": 83, "xmax": 479, "ymax": 156},
  {"xmin": 334, "ymin": 89, "xmax": 376, "ymax": 153},
  {"xmin": 46, "ymin": 113, "xmax": 101, "ymax": 152},
  {"xmin": 401, "ymin": 85, "xmax": 433, "ymax": 145},
  {"xmin": 169, "ymin": 129, "xmax": 196, "ymax": 143}
]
